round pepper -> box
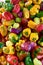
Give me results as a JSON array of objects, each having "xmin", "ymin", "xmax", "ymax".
[
  {"xmin": 3, "ymin": 46, "xmax": 15, "ymax": 54},
  {"xmin": 23, "ymin": 28, "xmax": 31, "ymax": 38},
  {"xmin": 30, "ymin": 33, "xmax": 39, "ymax": 42},
  {"xmin": 25, "ymin": 54, "xmax": 34, "ymax": 65},
  {"xmin": 33, "ymin": 0, "xmax": 41, "ymax": 4},
  {"xmin": 28, "ymin": 20, "xmax": 36, "ymax": 29},
  {"xmin": 6, "ymin": 55, "xmax": 18, "ymax": 65},
  {"xmin": 3, "ymin": 3, "xmax": 13, "ymax": 11},
  {"xmin": 9, "ymin": 33, "xmax": 18, "ymax": 43}
]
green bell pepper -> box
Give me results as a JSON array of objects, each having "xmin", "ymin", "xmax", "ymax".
[
  {"xmin": 25, "ymin": 53, "xmax": 34, "ymax": 65},
  {"xmin": 0, "ymin": 2, "xmax": 3, "ymax": 8},
  {"xmin": 0, "ymin": 42, "xmax": 4, "ymax": 48},
  {"xmin": 3, "ymin": 3, "xmax": 13, "ymax": 11},
  {"xmin": 38, "ymin": 37, "xmax": 43, "ymax": 46},
  {"xmin": 5, "ymin": 0, "xmax": 10, "ymax": 3},
  {"xmin": 36, "ymin": 11, "xmax": 43, "ymax": 18}
]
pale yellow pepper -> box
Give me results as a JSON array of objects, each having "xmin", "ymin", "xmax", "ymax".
[
  {"xmin": 30, "ymin": 33, "xmax": 39, "ymax": 42},
  {"xmin": 23, "ymin": 28, "xmax": 31, "ymax": 38},
  {"xmin": 0, "ymin": 25, "xmax": 7, "ymax": 36},
  {"xmin": 28, "ymin": 20, "xmax": 36, "ymax": 29},
  {"xmin": 3, "ymin": 46, "xmax": 15, "ymax": 54},
  {"xmin": 30, "ymin": 5, "xmax": 40, "ymax": 15},
  {"xmin": 23, "ymin": 8, "xmax": 29, "ymax": 19}
]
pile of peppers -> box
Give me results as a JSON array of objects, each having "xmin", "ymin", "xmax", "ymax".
[{"xmin": 0, "ymin": 0, "xmax": 43, "ymax": 65}]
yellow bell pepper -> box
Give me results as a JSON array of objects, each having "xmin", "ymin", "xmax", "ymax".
[
  {"xmin": 28, "ymin": 20, "xmax": 36, "ymax": 29},
  {"xmin": 0, "ymin": 8, "xmax": 5, "ymax": 13},
  {"xmin": 30, "ymin": 33, "xmax": 39, "ymax": 42},
  {"xmin": 23, "ymin": 8, "xmax": 29, "ymax": 19},
  {"xmin": 0, "ymin": 25, "xmax": 7, "ymax": 36},
  {"xmin": 15, "ymin": 40, "xmax": 25, "ymax": 51},
  {"xmin": 2, "ymin": 19, "xmax": 14, "ymax": 26},
  {"xmin": 19, "ymin": 1, "xmax": 24, "ymax": 7},
  {"xmin": 40, "ymin": 17, "xmax": 43, "ymax": 24},
  {"xmin": 25, "ymin": 0, "xmax": 32, "ymax": 7},
  {"xmin": 30, "ymin": 5, "xmax": 40, "ymax": 15},
  {"xmin": 33, "ymin": 0, "xmax": 41, "ymax": 4},
  {"xmin": 23, "ymin": 28, "xmax": 31, "ymax": 37},
  {"xmin": 0, "ymin": 56, "xmax": 7, "ymax": 65},
  {"xmin": 3, "ymin": 46, "xmax": 15, "ymax": 54}
]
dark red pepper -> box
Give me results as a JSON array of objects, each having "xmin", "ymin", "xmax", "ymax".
[{"xmin": 2, "ymin": 12, "xmax": 13, "ymax": 21}]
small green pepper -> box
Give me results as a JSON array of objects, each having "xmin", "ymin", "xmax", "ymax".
[
  {"xmin": 25, "ymin": 53, "xmax": 34, "ymax": 65},
  {"xmin": 18, "ymin": 33, "xmax": 22, "ymax": 40},
  {"xmin": 16, "ymin": 17, "xmax": 21, "ymax": 23},
  {"xmin": 3, "ymin": 3, "xmax": 13, "ymax": 11},
  {"xmin": 27, "ymin": 5, "xmax": 33, "ymax": 10}
]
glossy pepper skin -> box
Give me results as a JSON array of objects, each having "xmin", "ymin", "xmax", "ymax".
[
  {"xmin": 35, "ymin": 24, "xmax": 43, "ymax": 32},
  {"xmin": 25, "ymin": 54, "xmax": 34, "ymax": 65},
  {"xmin": 2, "ymin": 12, "xmax": 13, "ymax": 21},
  {"xmin": 6, "ymin": 55, "xmax": 18, "ymax": 65}
]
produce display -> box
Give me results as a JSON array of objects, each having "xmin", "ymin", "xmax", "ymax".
[{"xmin": 0, "ymin": 0, "xmax": 43, "ymax": 65}]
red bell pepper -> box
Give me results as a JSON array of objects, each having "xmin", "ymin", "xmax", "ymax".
[
  {"xmin": 12, "ymin": 4, "xmax": 20, "ymax": 14},
  {"xmin": 11, "ymin": 0, "xmax": 20, "ymax": 5},
  {"xmin": 6, "ymin": 55, "xmax": 18, "ymax": 65},
  {"xmin": 35, "ymin": 24, "xmax": 43, "ymax": 32},
  {"xmin": 2, "ymin": 12, "xmax": 13, "ymax": 21}
]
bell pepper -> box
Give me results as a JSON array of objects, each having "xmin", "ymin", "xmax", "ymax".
[
  {"xmin": 17, "ymin": 51, "xmax": 29, "ymax": 61},
  {"xmin": 23, "ymin": 8, "xmax": 29, "ymax": 19},
  {"xmin": 0, "ymin": 56, "xmax": 7, "ymax": 65},
  {"xmin": 40, "ymin": 17, "xmax": 43, "ymax": 24},
  {"xmin": 15, "ymin": 40, "xmax": 25, "ymax": 51},
  {"xmin": 9, "ymin": 33, "xmax": 18, "ymax": 43},
  {"xmin": 3, "ymin": 19, "xmax": 14, "ymax": 26},
  {"xmin": 23, "ymin": 28, "xmax": 31, "ymax": 38},
  {"xmin": 0, "ymin": 2, "xmax": 3, "ymax": 7},
  {"xmin": 25, "ymin": 0, "xmax": 32, "ymax": 7},
  {"xmin": 11, "ymin": 0, "xmax": 20, "ymax": 5},
  {"xmin": 2, "ymin": 12, "xmax": 13, "ymax": 21},
  {"xmin": 3, "ymin": 46, "xmax": 15, "ymax": 54},
  {"xmin": 34, "ymin": 17, "xmax": 40, "ymax": 25},
  {"xmin": 25, "ymin": 54, "xmax": 34, "ymax": 65},
  {"xmin": 6, "ymin": 55, "xmax": 18, "ymax": 65},
  {"xmin": 30, "ymin": 33, "xmax": 39, "ymax": 42},
  {"xmin": 38, "ymin": 37, "xmax": 43, "ymax": 46},
  {"xmin": 33, "ymin": 58, "xmax": 42, "ymax": 65},
  {"xmin": 28, "ymin": 20, "xmax": 36, "ymax": 29},
  {"xmin": 13, "ymin": 23, "xmax": 20, "ymax": 29},
  {"xmin": 6, "ymin": 41, "xmax": 14, "ymax": 46},
  {"xmin": 12, "ymin": 4, "xmax": 20, "ymax": 14},
  {"xmin": 33, "ymin": 0, "xmax": 41, "ymax": 4},
  {"xmin": 36, "ymin": 11, "xmax": 43, "ymax": 18},
  {"xmin": 5, "ymin": 0, "xmax": 10, "ymax": 3},
  {"xmin": 16, "ymin": 17, "xmax": 21, "ymax": 23},
  {"xmin": 0, "ymin": 8, "xmax": 5, "ymax": 13},
  {"xmin": 3, "ymin": 3, "xmax": 13, "ymax": 11},
  {"xmin": 0, "ymin": 25, "xmax": 7, "ymax": 36},
  {"xmin": 0, "ymin": 42, "xmax": 4, "ymax": 54},
  {"xmin": 30, "ymin": 5, "xmax": 40, "ymax": 15},
  {"xmin": 35, "ymin": 24, "xmax": 43, "ymax": 32}
]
